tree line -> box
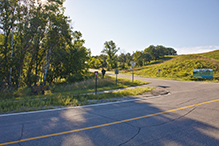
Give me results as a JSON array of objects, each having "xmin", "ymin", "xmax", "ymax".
[
  {"xmin": 0, "ymin": 0, "xmax": 177, "ymax": 90},
  {"xmin": 89, "ymin": 41, "xmax": 177, "ymax": 70},
  {"xmin": 0, "ymin": 0, "xmax": 90, "ymax": 89}
]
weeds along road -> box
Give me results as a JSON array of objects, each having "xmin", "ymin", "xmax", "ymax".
[{"xmin": 0, "ymin": 73, "xmax": 219, "ymax": 146}]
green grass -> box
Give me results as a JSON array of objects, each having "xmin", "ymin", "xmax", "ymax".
[
  {"xmin": 51, "ymin": 75, "xmax": 148, "ymax": 94},
  {"xmin": 0, "ymin": 76, "xmax": 152, "ymax": 114},
  {"xmin": 119, "ymin": 56, "xmax": 176, "ymax": 73},
  {"xmin": 0, "ymin": 75, "xmax": 148, "ymax": 99},
  {"xmin": 113, "ymin": 86, "xmax": 154, "ymax": 96},
  {"xmin": 120, "ymin": 52, "xmax": 219, "ymax": 82},
  {"xmin": 199, "ymin": 50, "xmax": 219, "ymax": 61}
]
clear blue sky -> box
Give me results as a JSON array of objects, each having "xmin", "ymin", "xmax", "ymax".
[{"xmin": 63, "ymin": 0, "xmax": 219, "ymax": 56}]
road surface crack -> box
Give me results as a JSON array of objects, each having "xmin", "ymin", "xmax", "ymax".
[
  {"xmin": 18, "ymin": 124, "xmax": 24, "ymax": 146},
  {"xmin": 140, "ymin": 107, "xmax": 196, "ymax": 128},
  {"xmin": 118, "ymin": 127, "xmax": 141, "ymax": 146}
]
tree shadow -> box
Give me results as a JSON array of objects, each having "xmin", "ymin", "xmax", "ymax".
[
  {"xmin": 56, "ymin": 99, "xmax": 219, "ymax": 146},
  {"xmin": 1, "ymin": 97, "xmax": 218, "ymax": 146}
]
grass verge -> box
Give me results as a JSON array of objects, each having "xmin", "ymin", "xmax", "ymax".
[{"xmin": 0, "ymin": 76, "xmax": 153, "ymax": 114}]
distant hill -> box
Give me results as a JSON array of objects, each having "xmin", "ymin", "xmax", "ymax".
[{"xmin": 133, "ymin": 50, "xmax": 219, "ymax": 81}]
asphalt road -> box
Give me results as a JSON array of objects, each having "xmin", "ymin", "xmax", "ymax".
[{"xmin": 0, "ymin": 74, "xmax": 219, "ymax": 146}]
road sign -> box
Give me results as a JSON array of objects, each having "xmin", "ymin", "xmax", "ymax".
[
  {"xmin": 130, "ymin": 62, "xmax": 136, "ymax": 82},
  {"xmin": 158, "ymin": 69, "xmax": 161, "ymax": 76},
  {"xmin": 130, "ymin": 62, "xmax": 136, "ymax": 68},
  {"xmin": 115, "ymin": 69, "xmax": 119, "ymax": 74},
  {"xmin": 94, "ymin": 71, "xmax": 98, "ymax": 77}
]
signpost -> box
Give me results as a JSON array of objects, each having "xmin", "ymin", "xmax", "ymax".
[
  {"xmin": 130, "ymin": 62, "xmax": 136, "ymax": 82},
  {"xmin": 158, "ymin": 69, "xmax": 161, "ymax": 76},
  {"xmin": 193, "ymin": 69, "xmax": 213, "ymax": 79},
  {"xmin": 115, "ymin": 69, "xmax": 119, "ymax": 85},
  {"xmin": 94, "ymin": 71, "xmax": 98, "ymax": 95}
]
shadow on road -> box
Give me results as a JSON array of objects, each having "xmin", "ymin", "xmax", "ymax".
[{"xmin": 57, "ymin": 100, "xmax": 219, "ymax": 146}]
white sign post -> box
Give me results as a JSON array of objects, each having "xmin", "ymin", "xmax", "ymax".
[{"xmin": 130, "ymin": 62, "xmax": 136, "ymax": 82}]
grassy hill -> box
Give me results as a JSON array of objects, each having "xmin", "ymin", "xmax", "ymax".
[
  {"xmin": 199, "ymin": 50, "xmax": 219, "ymax": 61},
  {"xmin": 121, "ymin": 50, "xmax": 219, "ymax": 82}
]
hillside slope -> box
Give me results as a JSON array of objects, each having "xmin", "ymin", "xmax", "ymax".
[
  {"xmin": 133, "ymin": 50, "xmax": 219, "ymax": 81},
  {"xmin": 199, "ymin": 50, "xmax": 219, "ymax": 61}
]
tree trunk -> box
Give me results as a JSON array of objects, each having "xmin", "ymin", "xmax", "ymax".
[{"xmin": 43, "ymin": 48, "xmax": 51, "ymax": 85}]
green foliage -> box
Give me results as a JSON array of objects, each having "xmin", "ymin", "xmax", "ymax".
[
  {"xmin": 101, "ymin": 40, "xmax": 120, "ymax": 70},
  {"xmin": 0, "ymin": 76, "xmax": 151, "ymax": 113},
  {"xmin": 88, "ymin": 57, "xmax": 102, "ymax": 69},
  {"xmin": 0, "ymin": 0, "xmax": 90, "ymax": 91},
  {"xmin": 118, "ymin": 53, "xmax": 127, "ymax": 69},
  {"xmin": 144, "ymin": 45, "xmax": 176, "ymax": 61},
  {"xmin": 133, "ymin": 51, "xmax": 144, "ymax": 67}
]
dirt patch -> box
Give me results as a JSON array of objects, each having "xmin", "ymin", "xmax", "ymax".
[{"xmin": 151, "ymin": 87, "xmax": 169, "ymax": 96}]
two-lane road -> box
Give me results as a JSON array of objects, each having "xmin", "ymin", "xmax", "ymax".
[{"xmin": 0, "ymin": 75, "xmax": 219, "ymax": 146}]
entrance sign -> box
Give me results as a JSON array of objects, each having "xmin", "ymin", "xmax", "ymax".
[{"xmin": 193, "ymin": 69, "xmax": 213, "ymax": 79}]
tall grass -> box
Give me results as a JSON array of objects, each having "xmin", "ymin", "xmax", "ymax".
[
  {"xmin": 199, "ymin": 50, "xmax": 219, "ymax": 61},
  {"xmin": 122, "ymin": 54, "xmax": 219, "ymax": 81},
  {"xmin": 51, "ymin": 75, "xmax": 148, "ymax": 94},
  {"xmin": 0, "ymin": 75, "xmax": 148, "ymax": 99},
  {"xmin": 0, "ymin": 86, "xmax": 154, "ymax": 114},
  {"xmin": 0, "ymin": 76, "xmax": 151, "ymax": 114}
]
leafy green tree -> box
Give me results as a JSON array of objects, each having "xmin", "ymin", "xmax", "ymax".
[
  {"xmin": 118, "ymin": 53, "xmax": 126, "ymax": 69},
  {"xmin": 144, "ymin": 45, "xmax": 160, "ymax": 60},
  {"xmin": 125, "ymin": 52, "xmax": 133, "ymax": 66},
  {"xmin": 166, "ymin": 47, "xmax": 177, "ymax": 55},
  {"xmin": 88, "ymin": 57, "xmax": 101, "ymax": 69},
  {"xmin": 0, "ymin": 0, "xmax": 91, "ymax": 89},
  {"xmin": 0, "ymin": 0, "xmax": 18, "ymax": 86},
  {"xmin": 101, "ymin": 40, "xmax": 120, "ymax": 70},
  {"xmin": 97, "ymin": 54, "xmax": 107, "ymax": 68},
  {"xmin": 142, "ymin": 52, "xmax": 152, "ymax": 64},
  {"xmin": 42, "ymin": 0, "xmax": 73, "ymax": 85},
  {"xmin": 155, "ymin": 45, "xmax": 165, "ymax": 59},
  {"xmin": 133, "ymin": 51, "xmax": 143, "ymax": 66}
]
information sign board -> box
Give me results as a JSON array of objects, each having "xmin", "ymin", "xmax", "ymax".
[
  {"xmin": 193, "ymin": 69, "xmax": 213, "ymax": 79},
  {"xmin": 115, "ymin": 69, "xmax": 119, "ymax": 74}
]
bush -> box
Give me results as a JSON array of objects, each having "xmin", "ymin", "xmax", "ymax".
[{"xmin": 66, "ymin": 72, "xmax": 93, "ymax": 83}]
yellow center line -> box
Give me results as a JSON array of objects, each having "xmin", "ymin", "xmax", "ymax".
[{"xmin": 1, "ymin": 98, "xmax": 219, "ymax": 146}]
